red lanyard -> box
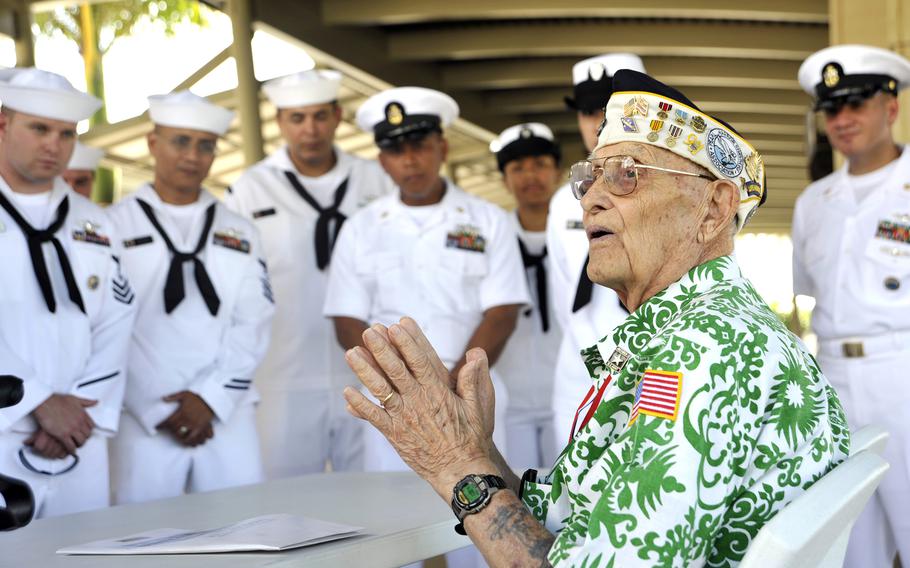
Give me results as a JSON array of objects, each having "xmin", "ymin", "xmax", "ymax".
[{"xmin": 569, "ymin": 374, "xmax": 612, "ymax": 442}]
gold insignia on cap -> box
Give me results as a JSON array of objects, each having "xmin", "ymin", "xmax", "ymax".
[
  {"xmin": 745, "ymin": 151, "xmax": 764, "ymax": 184},
  {"xmin": 823, "ymin": 64, "xmax": 840, "ymax": 88},
  {"xmin": 87, "ymin": 275, "xmax": 99, "ymax": 290},
  {"xmin": 889, "ymin": 79, "xmax": 897, "ymax": 91},
  {"xmin": 387, "ymin": 103, "xmax": 404, "ymax": 126}
]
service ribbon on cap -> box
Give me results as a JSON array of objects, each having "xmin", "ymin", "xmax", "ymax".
[{"xmin": 597, "ymin": 90, "xmax": 764, "ymax": 231}]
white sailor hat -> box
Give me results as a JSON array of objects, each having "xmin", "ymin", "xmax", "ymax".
[
  {"xmin": 566, "ymin": 53, "xmax": 646, "ymax": 112},
  {"xmin": 147, "ymin": 90, "xmax": 234, "ymax": 136},
  {"xmin": 262, "ymin": 69, "xmax": 342, "ymax": 109},
  {"xmin": 491, "ymin": 123, "xmax": 561, "ymax": 171},
  {"xmin": 67, "ymin": 141, "xmax": 104, "ymax": 171},
  {"xmin": 596, "ymin": 70, "xmax": 765, "ymax": 232},
  {"xmin": 0, "ymin": 67, "xmax": 101, "ymax": 123},
  {"xmin": 356, "ymin": 87, "xmax": 459, "ymax": 148},
  {"xmin": 799, "ymin": 44, "xmax": 910, "ymax": 110}
]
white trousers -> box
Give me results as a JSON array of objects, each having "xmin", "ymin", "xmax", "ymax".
[
  {"xmin": 111, "ymin": 405, "xmax": 263, "ymax": 504},
  {"xmin": 257, "ymin": 387, "xmax": 363, "ymax": 478},
  {"xmin": 819, "ymin": 349, "xmax": 910, "ymax": 568},
  {"xmin": 0, "ymin": 431, "xmax": 109, "ymax": 519},
  {"xmin": 505, "ymin": 410, "xmax": 557, "ymax": 471}
]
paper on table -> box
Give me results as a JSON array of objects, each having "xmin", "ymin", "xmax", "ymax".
[{"xmin": 56, "ymin": 513, "xmax": 364, "ymax": 555}]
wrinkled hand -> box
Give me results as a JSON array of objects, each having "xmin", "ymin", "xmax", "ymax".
[
  {"xmin": 24, "ymin": 428, "xmax": 69, "ymax": 460},
  {"xmin": 343, "ymin": 318, "xmax": 498, "ymax": 494},
  {"xmin": 31, "ymin": 394, "xmax": 96, "ymax": 455},
  {"xmin": 157, "ymin": 391, "xmax": 215, "ymax": 447}
]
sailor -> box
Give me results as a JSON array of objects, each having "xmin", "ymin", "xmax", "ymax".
[
  {"xmin": 225, "ymin": 69, "xmax": 395, "ymax": 477},
  {"xmin": 0, "ymin": 68, "xmax": 135, "ymax": 518},
  {"xmin": 108, "ymin": 91, "xmax": 274, "ymax": 503},
  {"xmin": 62, "ymin": 141, "xmax": 104, "ymax": 200}
]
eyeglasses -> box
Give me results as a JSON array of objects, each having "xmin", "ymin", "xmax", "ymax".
[
  {"xmin": 166, "ymin": 135, "xmax": 217, "ymax": 156},
  {"xmin": 569, "ymin": 155, "xmax": 715, "ymax": 199}
]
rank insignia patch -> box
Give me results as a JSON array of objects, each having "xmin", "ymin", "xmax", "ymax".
[
  {"xmin": 876, "ymin": 220, "xmax": 910, "ymax": 244},
  {"xmin": 628, "ymin": 369, "xmax": 683, "ymax": 426},
  {"xmin": 213, "ymin": 231, "xmax": 251, "ymax": 253},
  {"xmin": 620, "ymin": 117, "xmax": 639, "ymax": 133},
  {"xmin": 446, "ymin": 224, "xmax": 486, "ymax": 253}
]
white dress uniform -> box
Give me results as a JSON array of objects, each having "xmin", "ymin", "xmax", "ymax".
[
  {"xmin": 0, "ymin": 178, "xmax": 136, "ymax": 518},
  {"xmin": 794, "ymin": 45, "xmax": 910, "ymax": 568},
  {"xmin": 225, "ymin": 146, "xmax": 394, "ymax": 477},
  {"xmin": 0, "ymin": 68, "xmax": 135, "ymax": 520},
  {"xmin": 109, "ymin": 184, "xmax": 274, "ymax": 503},
  {"xmin": 546, "ymin": 184, "xmax": 628, "ymax": 450},
  {"xmin": 324, "ymin": 185, "xmax": 529, "ymax": 470}
]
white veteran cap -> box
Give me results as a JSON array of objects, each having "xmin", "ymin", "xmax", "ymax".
[
  {"xmin": 67, "ymin": 141, "xmax": 104, "ymax": 171},
  {"xmin": 565, "ymin": 53, "xmax": 646, "ymax": 112},
  {"xmin": 356, "ymin": 86, "xmax": 459, "ymax": 149},
  {"xmin": 262, "ymin": 69, "xmax": 342, "ymax": 108},
  {"xmin": 491, "ymin": 123, "xmax": 561, "ymax": 172},
  {"xmin": 799, "ymin": 45, "xmax": 910, "ymax": 111},
  {"xmin": 596, "ymin": 70, "xmax": 765, "ymax": 232},
  {"xmin": 147, "ymin": 90, "xmax": 234, "ymax": 136},
  {"xmin": 0, "ymin": 67, "xmax": 101, "ymax": 123}
]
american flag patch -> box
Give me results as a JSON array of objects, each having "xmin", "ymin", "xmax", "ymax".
[{"xmin": 628, "ymin": 369, "xmax": 683, "ymax": 426}]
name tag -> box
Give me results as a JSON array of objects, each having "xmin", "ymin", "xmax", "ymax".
[
  {"xmin": 252, "ymin": 207, "xmax": 277, "ymax": 219},
  {"xmin": 123, "ymin": 235, "xmax": 153, "ymax": 248},
  {"xmin": 566, "ymin": 220, "xmax": 584, "ymax": 230},
  {"xmin": 876, "ymin": 219, "xmax": 910, "ymax": 244},
  {"xmin": 72, "ymin": 230, "xmax": 110, "ymax": 247},
  {"xmin": 445, "ymin": 224, "xmax": 486, "ymax": 253},
  {"xmin": 213, "ymin": 231, "xmax": 250, "ymax": 254}
]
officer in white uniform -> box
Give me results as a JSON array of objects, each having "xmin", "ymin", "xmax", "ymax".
[
  {"xmin": 63, "ymin": 141, "xmax": 104, "ymax": 200},
  {"xmin": 225, "ymin": 70, "xmax": 395, "ymax": 478},
  {"xmin": 547, "ymin": 54, "xmax": 646, "ymax": 447},
  {"xmin": 109, "ymin": 92, "xmax": 274, "ymax": 504},
  {"xmin": 0, "ymin": 68, "xmax": 136, "ymax": 519},
  {"xmin": 490, "ymin": 123, "xmax": 563, "ymax": 469},
  {"xmin": 325, "ymin": 87, "xmax": 529, "ymax": 470},
  {"xmin": 793, "ymin": 45, "xmax": 910, "ymax": 568}
]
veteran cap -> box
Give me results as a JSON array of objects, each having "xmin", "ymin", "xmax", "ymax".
[
  {"xmin": 356, "ymin": 86, "xmax": 459, "ymax": 149},
  {"xmin": 596, "ymin": 70, "xmax": 766, "ymax": 232},
  {"xmin": 491, "ymin": 123, "xmax": 561, "ymax": 172},
  {"xmin": 263, "ymin": 69, "xmax": 342, "ymax": 109},
  {"xmin": 0, "ymin": 67, "xmax": 102, "ymax": 123},
  {"xmin": 67, "ymin": 141, "xmax": 104, "ymax": 171},
  {"xmin": 565, "ymin": 53, "xmax": 646, "ymax": 113},
  {"xmin": 799, "ymin": 44, "xmax": 910, "ymax": 111},
  {"xmin": 148, "ymin": 90, "xmax": 234, "ymax": 136}
]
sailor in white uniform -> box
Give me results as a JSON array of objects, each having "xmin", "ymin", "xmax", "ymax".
[
  {"xmin": 109, "ymin": 92, "xmax": 274, "ymax": 503},
  {"xmin": 225, "ymin": 70, "xmax": 395, "ymax": 478},
  {"xmin": 490, "ymin": 123, "xmax": 563, "ymax": 469},
  {"xmin": 793, "ymin": 44, "xmax": 910, "ymax": 568},
  {"xmin": 547, "ymin": 53, "xmax": 646, "ymax": 447},
  {"xmin": 63, "ymin": 141, "xmax": 104, "ymax": 200},
  {"xmin": 0, "ymin": 68, "xmax": 136, "ymax": 519}
]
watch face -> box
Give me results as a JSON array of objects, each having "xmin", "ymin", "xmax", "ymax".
[{"xmin": 455, "ymin": 477, "xmax": 485, "ymax": 507}]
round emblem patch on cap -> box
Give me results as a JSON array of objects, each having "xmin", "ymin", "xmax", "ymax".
[
  {"xmin": 520, "ymin": 126, "xmax": 533, "ymax": 138},
  {"xmin": 385, "ymin": 102, "xmax": 404, "ymax": 126},
  {"xmin": 884, "ymin": 276, "xmax": 901, "ymax": 291},
  {"xmin": 706, "ymin": 128, "xmax": 744, "ymax": 178},
  {"xmin": 823, "ymin": 63, "xmax": 841, "ymax": 87}
]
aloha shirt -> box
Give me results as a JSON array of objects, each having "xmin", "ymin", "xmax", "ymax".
[{"xmin": 520, "ymin": 255, "xmax": 850, "ymax": 567}]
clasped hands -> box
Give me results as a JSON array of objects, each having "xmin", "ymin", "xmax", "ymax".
[{"xmin": 343, "ymin": 317, "xmax": 501, "ymax": 497}]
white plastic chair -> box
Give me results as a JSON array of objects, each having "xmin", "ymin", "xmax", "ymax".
[
  {"xmin": 739, "ymin": 451, "xmax": 888, "ymax": 568},
  {"xmin": 850, "ymin": 423, "xmax": 889, "ymax": 456}
]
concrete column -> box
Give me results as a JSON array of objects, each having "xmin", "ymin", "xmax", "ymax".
[
  {"xmin": 228, "ymin": 0, "xmax": 264, "ymax": 165},
  {"xmin": 14, "ymin": 0, "xmax": 34, "ymax": 67}
]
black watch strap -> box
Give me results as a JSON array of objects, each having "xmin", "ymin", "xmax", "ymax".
[{"xmin": 452, "ymin": 474, "xmax": 507, "ymax": 535}]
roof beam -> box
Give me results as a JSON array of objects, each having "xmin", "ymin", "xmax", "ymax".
[
  {"xmin": 322, "ymin": 0, "xmax": 828, "ymax": 25},
  {"xmin": 387, "ymin": 21, "xmax": 827, "ymax": 62}
]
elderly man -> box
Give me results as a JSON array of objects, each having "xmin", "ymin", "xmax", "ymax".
[
  {"xmin": 225, "ymin": 70, "xmax": 394, "ymax": 478},
  {"xmin": 793, "ymin": 45, "xmax": 910, "ymax": 568},
  {"xmin": 109, "ymin": 91, "xmax": 274, "ymax": 503},
  {"xmin": 0, "ymin": 68, "xmax": 135, "ymax": 518},
  {"xmin": 62, "ymin": 141, "xmax": 104, "ymax": 200},
  {"xmin": 548, "ymin": 53, "xmax": 646, "ymax": 448},
  {"xmin": 341, "ymin": 70, "xmax": 849, "ymax": 566}
]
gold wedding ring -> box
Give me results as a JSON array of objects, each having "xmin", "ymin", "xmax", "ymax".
[{"xmin": 380, "ymin": 391, "xmax": 395, "ymax": 405}]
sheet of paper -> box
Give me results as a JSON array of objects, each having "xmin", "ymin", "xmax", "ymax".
[{"xmin": 57, "ymin": 513, "xmax": 364, "ymax": 555}]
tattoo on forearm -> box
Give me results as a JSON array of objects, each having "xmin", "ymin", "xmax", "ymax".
[{"xmin": 488, "ymin": 501, "xmax": 554, "ymax": 567}]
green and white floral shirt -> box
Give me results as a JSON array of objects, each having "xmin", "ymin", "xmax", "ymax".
[{"xmin": 521, "ymin": 255, "xmax": 849, "ymax": 567}]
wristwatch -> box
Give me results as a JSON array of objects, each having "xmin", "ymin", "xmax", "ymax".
[{"xmin": 451, "ymin": 474, "xmax": 507, "ymax": 535}]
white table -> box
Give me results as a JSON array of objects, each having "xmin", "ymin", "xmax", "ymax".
[{"xmin": 0, "ymin": 471, "xmax": 471, "ymax": 567}]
